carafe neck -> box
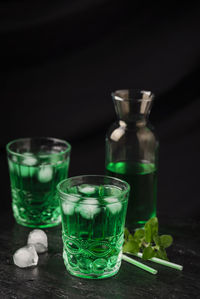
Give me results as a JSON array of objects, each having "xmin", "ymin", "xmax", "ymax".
[{"xmin": 112, "ymin": 89, "xmax": 154, "ymax": 125}]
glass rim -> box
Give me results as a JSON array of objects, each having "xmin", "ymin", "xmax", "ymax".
[
  {"xmin": 111, "ymin": 89, "xmax": 154, "ymax": 102},
  {"xmin": 57, "ymin": 174, "xmax": 130, "ymax": 204},
  {"xmin": 6, "ymin": 137, "xmax": 71, "ymax": 158}
]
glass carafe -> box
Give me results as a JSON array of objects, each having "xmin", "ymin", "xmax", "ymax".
[{"xmin": 105, "ymin": 89, "xmax": 159, "ymax": 231}]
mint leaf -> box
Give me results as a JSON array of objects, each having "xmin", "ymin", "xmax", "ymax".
[
  {"xmin": 124, "ymin": 217, "xmax": 173, "ymax": 262},
  {"xmin": 142, "ymin": 247, "xmax": 155, "ymax": 260},
  {"xmin": 123, "ymin": 240, "xmax": 140, "ymax": 254},
  {"xmin": 153, "ymin": 235, "xmax": 161, "ymax": 247},
  {"xmin": 148, "ymin": 217, "xmax": 158, "ymax": 237},
  {"xmin": 155, "ymin": 248, "xmax": 168, "ymax": 261},
  {"xmin": 160, "ymin": 235, "xmax": 173, "ymax": 248},
  {"xmin": 124, "ymin": 227, "xmax": 130, "ymax": 241},
  {"xmin": 133, "ymin": 228, "xmax": 145, "ymax": 239},
  {"xmin": 128, "ymin": 234, "xmax": 135, "ymax": 241},
  {"xmin": 144, "ymin": 222, "xmax": 152, "ymax": 243},
  {"xmin": 144, "ymin": 217, "xmax": 158, "ymax": 243}
]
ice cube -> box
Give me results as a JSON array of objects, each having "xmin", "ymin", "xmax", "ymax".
[
  {"xmin": 62, "ymin": 195, "xmax": 80, "ymax": 215},
  {"xmin": 104, "ymin": 197, "xmax": 122, "ymax": 214},
  {"xmin": 62, "ymin": 202, "xmax": 75, "ymax": 216},
  {"xmin": 8, "ymin": 159, "xmax": 14, "ymax": 172},
  {"xmin": 103, "ymin": 185, "xmax": 121, "ymax": 197},
  {"xmin": 77, "ymin": 198, "xmax": 100, "ymax": 219},
  {"xmin": 50, "ymin": 155, "xmax": 60, "ymax": 164},
  {"xmin": 13, "ymin": 245, "xmax": 38, "ymax": 268},
  {"xmin": 78, "ymin": 184, "xmax": 97, "ymax": 195},
  {"xmin": 27, "ymin": 229, "xmax": 48, "ymax": 253},
  {"xmin": 81, "ymin": 198, "xmax": 99, "ymax": 205},
  {"xmin": 12, "ymin": 155, "xmax": 18, "ymax": 163},
  {"xmin": 38, "ymin": 165, "xmax": 53, "ymax": 183},
  {"xmin": 66, "ymin": 195, "xmax": 80, "ymax": 202},
  {"xmin": 23, "ymin": 153, "xmax": 37, "ymax": 166},
  {"xmin": 62, "ymin": 202, "xmax": 75, "ymax": 215}
]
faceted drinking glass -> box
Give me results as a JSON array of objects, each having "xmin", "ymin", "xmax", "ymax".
[
  {"xmin": 57, "ymin": 175, "xmax": 130, "ymax": 279},
  {"xmin": 6, "ymin": 137, "xmax": 71, "ymax": 228}
]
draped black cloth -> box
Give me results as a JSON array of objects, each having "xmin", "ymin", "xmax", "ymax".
[{"xmin": 1, "ymin": 1, "xmax": 200, "ymax": 218}]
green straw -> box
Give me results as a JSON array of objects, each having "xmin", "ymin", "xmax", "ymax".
[
  {"xmin": 122, "ymin": 254, "xmax": 158, "ymax": 275},
  {"xmin": 134, "ymin": 252, "xmax": 183, "ymax": 271}
]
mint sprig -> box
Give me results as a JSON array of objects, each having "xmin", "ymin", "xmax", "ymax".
[{"xmin": 123, "ymin": 217, "xmax": 173, "ymax": 261}]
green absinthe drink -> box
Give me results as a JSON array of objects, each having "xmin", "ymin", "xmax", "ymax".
[
  {"xmin": 57, "ymin": 175, "xmax": 129, "ymax": 279},
  {"xmin": 106, "ymin": 161, "xmax": 157, "ymax": 229},
  {"xmin": 106, "ymin": 89, "xmax": 159, "ymax": 231},
  {"xmin": 7, "ymin": 137, "xmax": 71, "ymax": 228}
]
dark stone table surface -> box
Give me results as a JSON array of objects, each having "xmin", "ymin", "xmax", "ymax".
[{"xmin": 0, "ymin": 212, "xmax": 200, "ymax": 299}]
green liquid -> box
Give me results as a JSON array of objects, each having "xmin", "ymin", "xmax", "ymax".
[
  {"xmin": 8, "ymin": 157, "xmax": 69, "ymax": 227},
  {"xmin": 60, "ymin": 184, "xmax": 128, "ymax": 279},
  {"xmin": 106, "ymin": 161, "xmax": 157, "ymax": 231}
]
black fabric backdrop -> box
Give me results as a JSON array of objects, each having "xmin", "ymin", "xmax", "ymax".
[{"xmin": 1, "ymin": 1, "xmax": 200, "ymax": 219}]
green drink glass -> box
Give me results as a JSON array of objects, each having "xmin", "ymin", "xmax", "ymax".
[
  {"xmin": 6, "ymin": 137, "xmax": 71, "ymax": 228},
  {"xmin": 57, "ymin": 175, "xmax": 130, "ymax": 279}
]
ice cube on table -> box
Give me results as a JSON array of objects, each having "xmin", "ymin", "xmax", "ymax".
[
  {"xmin": 78, "ymin": 184, "xmax": 97, "ymax": 195},
  {"xmin": 104, "ymin": 197, "xmax": 122, "ymax": 214},
  {"xmin": 37, "ymin": 165, "xmax": 53, "ymax": 183},
  {"xmin": 77, "ymin": 198, "xmax": 100, "ymax": 219},
  {"xmin": 13, "ymin": 245, "xmax": 38, "ymax": 268},
  {"xmin": 27, "ymin": 229, "xmax": 48, "ymax": 253}
]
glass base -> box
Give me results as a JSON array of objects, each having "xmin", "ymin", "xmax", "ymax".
[
  {"xmin": 15, "ymin": 218, "xmax": 61, "ymax": 228},
  {"xmin": 63, "ymin": 251, "xmax": 121, "ymax": 279},
  {"xmin": 66, "ymin": 267, "xmax": 120, "ymax": 279},
  {"xmin": 12, "ymin": 202, "xmax": 61, "ymax": 228},
  {"xmin": 64, "ymin": 260, "xmax": 121, "ymax": 279}
]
